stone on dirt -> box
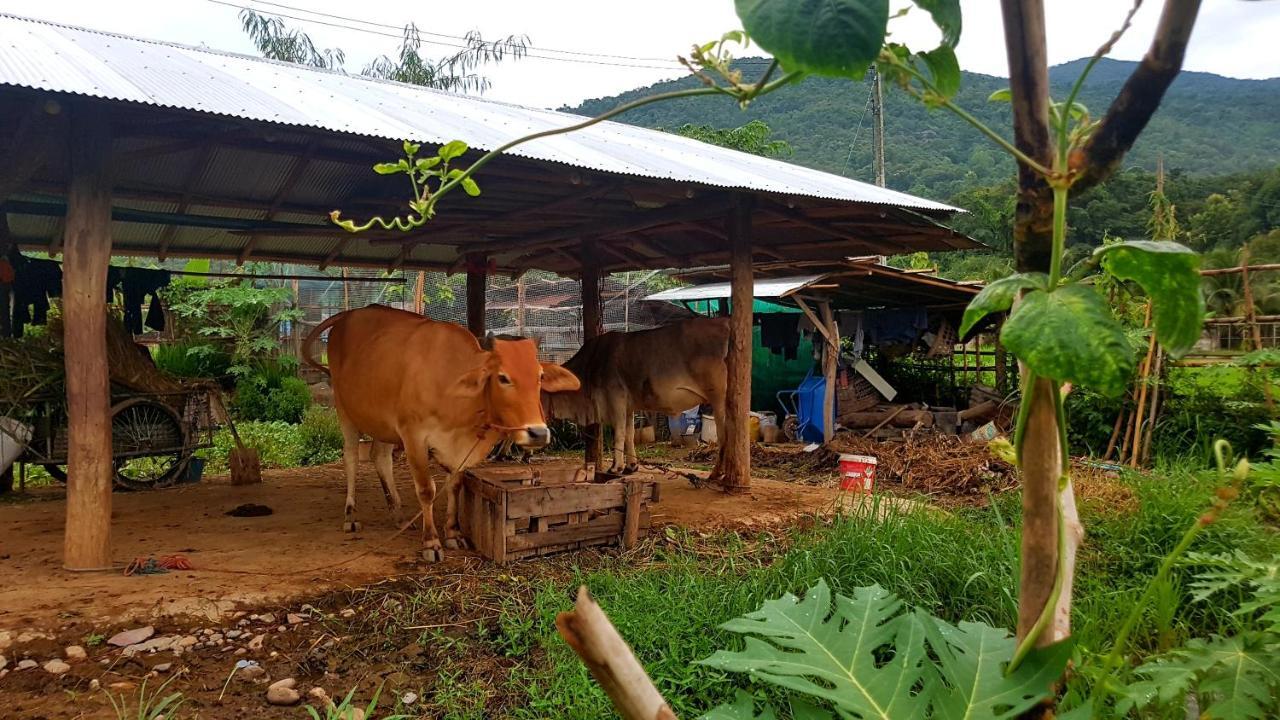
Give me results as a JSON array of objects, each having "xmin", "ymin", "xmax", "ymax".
[
  {"xmin": 108, "ymin": 626, "xmax": 155, "ymax": 647},
  {"xmin": 401, "ymin": 691, "xmax": 418, "ymax": 705},
  {"xmin": 258, "ymin": 613, "xmax": 276, "ymax": 625},
  {"xmin": 0, "ymin": 654, "xmax": 6, "ymax": 670},
  {"xmin": 153, "ymin": 662, "xmax": 172, "ymax": 673},
  {"xmin": 286, "ymin": 613, "xmax": 304, "ymax": 625},
  {"xmin": 237, "ymin": 664, "xmax": 267, "ymax": 682},
  {"xmin": 177, "ymin": 635, "xmax": 198, "ymax": 648},
  {"xmin": 247, "ymin": 634, "xmax": 266, "ymax": 650},
  {"xmin": 17, "ymin": 659, "xmax": 37, "ymax": 670},
  {"xmin": 44, "ymin": 659, "xmax": 71, "ymax": 675},
  {"xmin": 267, "ymin": 678, "xmax": 300, "ymax": 706},
  {"xmin": 339, "ymin": 608, "xmax": 356, "ymax": 618},
  {"xmin": 64, "ymin": 645, "xmax": 87, "ymax": 662},
  {"xmin": 89, "ymin": 678, "xmax": 100, "ymax": 691}
]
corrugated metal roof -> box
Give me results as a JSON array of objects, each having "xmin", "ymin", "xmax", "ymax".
[
  {"xmin": 0, "ymin": 12, "xmax": 956, "ymax": 213},
  {"xmin": 645, "ymin": 275, "xmax": 825, "ymax": 302}
]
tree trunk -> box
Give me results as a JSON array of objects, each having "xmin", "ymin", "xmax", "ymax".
[
  {"xmin": 62, "ymin": 106, "xmax": 115, "ymax": 572},
  {"xmin": 466, "ymin": 252, "xmax": 487, "ymax": 338},
  {"xmin": 580, "ymin": 240, "xmax": 605, "ymax": 467},
  {"xmin": 714, "ymin": 195, "xmax": 754, "ymax": 492}
]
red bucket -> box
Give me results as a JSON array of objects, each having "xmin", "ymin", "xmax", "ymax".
[{"xmin": 838, "ymin": 454, "xmax": 877, "ymax": 493}]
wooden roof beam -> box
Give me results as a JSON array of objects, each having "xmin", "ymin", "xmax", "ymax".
[
  {"xmin": 158, "ymin": 143, "xmax": 216, "ymax": 261},
  {"xmin": 238, "ymin": 142, "xmax": 318, "ymax": 264}
]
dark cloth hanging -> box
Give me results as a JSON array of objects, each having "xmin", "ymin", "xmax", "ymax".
[
  {"xmin": 758, "ymin": 312, "xmax": 800, "ymax": 361},
  {"xmin": 863, "ymin": 308, "xmax": 929, "ymax": 346},
  {"xmin": 119, "ymin": 267, "xmax": 171, "ymax": 334},
  {"xmin": 10, "ymin": 258, "xmax": 62, "ymax": 338}
]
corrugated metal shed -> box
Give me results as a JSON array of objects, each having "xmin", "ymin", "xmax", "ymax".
[
  {"xmin": 645, "ymin": 275, "xmax": 824, "ymax": 302},
  {"xmin": 0, "ymin": 13, "xmax": 980, "ymax": 274},
  {"xmin": 0, "ymin": 12, "xmax": 950, "ymax": 212}
]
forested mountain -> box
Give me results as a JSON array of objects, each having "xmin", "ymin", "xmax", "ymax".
[
  {"xmin": 566, "ymin": 58, "xmax": 1280, "ymax": 280},
  {"xmin": 565, "ymin": 58, "xmax": 1280, "ymax": 202}
]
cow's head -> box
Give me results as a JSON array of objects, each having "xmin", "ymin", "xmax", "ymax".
[{"xmin": 454, "ymin": 335, "xmax": 579, "ymax": 448}]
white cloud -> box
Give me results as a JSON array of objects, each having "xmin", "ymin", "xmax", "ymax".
[{"xmin": 1, "ymin": 0, "xmax": 1276, "ymax": 108}]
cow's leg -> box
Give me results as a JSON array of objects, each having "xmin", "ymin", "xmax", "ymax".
[
  {"xmin": 708, "ymin": 388, "xmax": 730, "ymax": 483},
  {"xmin": 608, "ymin": 399, "xmax": 629, "ymax": 472},
  {"xmin": 623, "ymin": 406, "xmax": 639, "ymax": 475},
  {"xmin": 371, "ymin": 440, "xmax": 406, "ymax": 526},
  {"xmin": 442, "ymin": 470, "xmax": 470, "ymax": 550},
  {"xmin": 403, "ymin": 435, "xmax": 443, "ymax": 562},
  {"xmin": 338, "ymin": 411, "xmax": 362, "ymax": 533}
]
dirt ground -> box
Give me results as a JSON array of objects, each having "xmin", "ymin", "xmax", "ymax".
[{"xmin": 0, "ymin": 454, "xmax": 851, "ymax": 632}]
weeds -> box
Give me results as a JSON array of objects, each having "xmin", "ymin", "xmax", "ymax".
[{"xmin": 105, "ymin": 675, "xmax": 185, "ymax": 720}]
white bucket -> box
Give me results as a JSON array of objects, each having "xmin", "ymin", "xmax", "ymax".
[
  {"xmin": 700, "ymin": 414, "xmax": 717, "ymax": 443},
  {"xmin": 0, "ymin": 417, "xmax": 33, "ymax": 474},
  {"xmin": 758, "ymin": 411, "xmax": 777, "ymax": 428}
]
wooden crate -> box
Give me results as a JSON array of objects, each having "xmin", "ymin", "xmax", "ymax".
[{"xmin": 458, "ymin": 463, "xmax": 659, "ymax": 564}]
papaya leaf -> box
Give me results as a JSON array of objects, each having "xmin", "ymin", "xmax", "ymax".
[
  {"xmin": 460, "ymin": 177, "xmax": 481, "ymax": 197},
  {"xmin": 402, "ymin": 140, "xmax": 420, "ymax": 157},
  {"xmin": 415, "ymin": 156, "xmax": 441, "ymax": 172},
  {"xmin": 988, "ymin": 88, "xmax": 1011, "ymax": 102},
  {"xmin": 1001, "ymin": 284, "xmax": 1135, "ymax": 397},
  {"xmin": 1118, "ymin": 635, "xmax": 1280, "ymax": 720},
  {"xmin": 697, "ymin": 580, "xmax": 931, "ymax": 719},
  {"xmin": 911, "ymin": 0, "xmax": 961, "ymax": 47},
  {"xmin": 920, "ymin": 46, "xmax": 961, "ymax": 100},
  {"xmin": 959, "ymin": 272, "xmax": 1048, "ymax": 337},
  {"xmin": 922, "ymin": 614, "xmax": 1071, "ymax": 720},
  {"xmin": 1094, "ymin": 240, "xmax": 1204, "ymax": 358},
  {"xmin": 735, "ymin": 0, "xmax": 889, "ymax": 79},
  {"xmin": 438, "ymin": 139, "xmax": 469, "ymax": 161}
]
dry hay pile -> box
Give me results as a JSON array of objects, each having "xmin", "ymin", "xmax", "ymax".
[
  {"xmin": 684, "ymin": 443, "xmax": 841, "ymax": 479},
  {"xmin": 828, "ymin": 433, "xmax": 1017, "ymax": 496}
]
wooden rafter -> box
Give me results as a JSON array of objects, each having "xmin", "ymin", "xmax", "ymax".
[{"xmin": 238, "ymin": 141, "xmax": 318, "ymax": 264}]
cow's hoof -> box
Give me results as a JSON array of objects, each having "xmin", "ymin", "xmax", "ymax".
[
  {"xmin": 420, "ymin": 547, "xmax": 444, "ymax": 563},
  {"xmin": 444, "ymin": 537, "xmax": 471, "ymax": 550},
  {"xmin": 343, "ymin": 521, "xmax": 362, "ymax": 533},
  {"xmin": 623, "ymin": 463, "xmax": 639, "ymax": 475}
]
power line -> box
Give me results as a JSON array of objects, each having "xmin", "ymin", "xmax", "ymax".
[
  {"xmin": 208, "ymin": 0, "xmax": 694, "ymax": 71},
  {"xmin": 841, "ymin": 83, "xmax": 875, "ymax": 178},
  {"xmin": 238, "ymin": 0, "xmax": 685, "ymax": 64}
]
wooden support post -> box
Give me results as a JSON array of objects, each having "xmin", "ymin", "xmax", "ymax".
[
  {"xmin": 580, "ymin": 240, "xmax": 605, "ymax": 466},
  {"xmin": 717, "ymin": 196, "xmax": 754, "ymax": 491},
  {"xmin": 414, "ymin": 270, "xmax": 426, "ymax": 315},
  {"xmin": 516, "ymin": 273, "xmax": 527, "ymax": 335},
  {"xmin": 819, "ymin": 300, "xmax": 838, "ymax": 444},
  {"xmin": 0, "ymin": 217, "xmax": 13, "ymax": 338},
  {"xmin": 62, "ymin": 107, "xmax": 114, "ymax": 571},
  {"xmin": 1241, "ymin": 247, "xmax": 1275, "ymax": 413},
  {"xmin": 466, "ymin": 252, "xmax": 488, "ymax": 338}
]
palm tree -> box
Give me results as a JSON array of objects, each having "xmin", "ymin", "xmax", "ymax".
[{"xmin": 238, "ymin": 9, "xmax": 527, "ymax": 94}]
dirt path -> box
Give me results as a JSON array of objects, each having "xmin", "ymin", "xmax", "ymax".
[{"xmin": 0, "ymin": 459, "xmax": 853, "ymax": 632}]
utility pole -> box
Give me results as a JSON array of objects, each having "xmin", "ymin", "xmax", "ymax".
[{"xmin": 871, "ymin": 67, "xmax": 886, "ymax": 188}]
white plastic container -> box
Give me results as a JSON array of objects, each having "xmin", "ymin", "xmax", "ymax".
[
  {"xmin": 700, "ymin": 414, "xmax": 717, "ymax": 443},
  {"xmin": 0, "ymin": 417, "xmax": 33, "ymax": 475}
]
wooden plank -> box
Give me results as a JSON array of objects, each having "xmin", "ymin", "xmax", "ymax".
[
  {"xmin": 491, "ymin": 491, "xmax": 508, "ymax": 564},
  {"xmin": 623, "ymin": 479, "xmax": 644, "ymax": 548},
  {"xmin": 506, "ymin": 483, "xmax": 625, "ymax": 519},
  {"xmin": 507, "ymin": 514, "xmax": 624, "ymax": 552}
]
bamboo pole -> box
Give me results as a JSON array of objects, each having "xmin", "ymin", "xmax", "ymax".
[
  {"xmin": 1141, "ymin": 349, "xmax": 1165, "ymax": 465},
  {"xmin": 1128, "ymin": 304, "xmax": 1157, "ymax": 468},
  {"xmin": 1240, "ymin": 247, "xmax": 1275, "ymax": 413}
]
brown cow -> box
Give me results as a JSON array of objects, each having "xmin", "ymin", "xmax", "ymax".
[
  {"xmin": 547, "ymin": 317, "xmax": 729, "ymax": 473},
  {"xmin": 304, "ymin": 305, "xmax": 579, "ymax": 561}
]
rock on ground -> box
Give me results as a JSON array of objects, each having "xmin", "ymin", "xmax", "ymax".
[
  {"xmin": 108, "ymin": 626, "xmax": 155, "ymax": 647},
  {"xmin": 266, "ymin": 678, "xmax": 300, "ymax": 706},
  {"xmin": 43, "ymin": 659, "xmax": 71, "ymax": 675},
  {"xmin": 64, "ymin": 645, "xmax": 87, "ymax": 662},
  {"xmin": 17, "ymin": 659, "xmax": 38, "ymax": 670}
]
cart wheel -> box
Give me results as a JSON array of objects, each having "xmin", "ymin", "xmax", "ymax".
[{"xmin": 110, "ymin": 398, "xmax": 190, "ymax": 491}]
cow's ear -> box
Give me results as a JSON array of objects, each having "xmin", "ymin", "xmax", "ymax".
[
  {"xmin": 540, "ymin": 362, "xmax": 580, "ymax": 393},
  {"xmin": 450, "ymin": 361, "xmax": 492, "ymax": 398}
]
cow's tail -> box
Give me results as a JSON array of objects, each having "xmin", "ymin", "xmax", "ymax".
[{"xmin": 301, "ymin": 311, "xmax": 346, "ymax": 376}]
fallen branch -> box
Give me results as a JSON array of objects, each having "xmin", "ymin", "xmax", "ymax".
[{"xmin": 556, "ymin": 586, "xmax": 676, "ymax": 720}]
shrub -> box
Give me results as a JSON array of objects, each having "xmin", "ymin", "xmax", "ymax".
[
  {"xmin": 151, "ymin": 340, "xmax": 232, "ymax": 379},
  {"xmin": 299, "ymin": 407, "xmax": 344, "ymax": 465},
  {"xmin": 198, "ymin": 421, "xmax": 305, "ymax": 472},
  {"xmin": 232, "ymin": 358, "xmax": 312, "ymax": 423}
]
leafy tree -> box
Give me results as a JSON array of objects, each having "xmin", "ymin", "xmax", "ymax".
[
  {"xmin": 670, "ymin": 120, "xmax": 794, "ymax": 158},
  {"xmin": 238, "ymin": 8, "xmax": 527, "ymax": 94}
]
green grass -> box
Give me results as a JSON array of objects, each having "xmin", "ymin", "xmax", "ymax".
[{"xmin": 454, "ymin": 464, "xmax": 1277, "ymax": 719}]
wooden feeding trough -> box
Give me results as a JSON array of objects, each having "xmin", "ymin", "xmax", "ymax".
[{"xmin": 458, "ymin": 463, "xmax": 659, "ymax": 564}]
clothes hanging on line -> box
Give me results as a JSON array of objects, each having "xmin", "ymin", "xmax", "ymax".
[
  {"xmin": 863, "ymin": 307, "xmax": 929, "ymax": 346},
  {"xmin": 118, "ymin": 267, "xmax": 171, "ymax": 334},
  {"xmin": 10, "ymin": 257, "xmax": 62, "ymax": 338},
  {"xmin": 838, "ymin": 311, "xmax": 866, "ymax": 359},
  {"xmin": 758, "ymin": 312, "xmax": 800, "ymax": 361}
]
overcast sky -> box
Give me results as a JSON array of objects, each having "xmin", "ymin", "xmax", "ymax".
[{"xmin": 1, "ymin": 0, "xmax": 1277, "ymax": 108}]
